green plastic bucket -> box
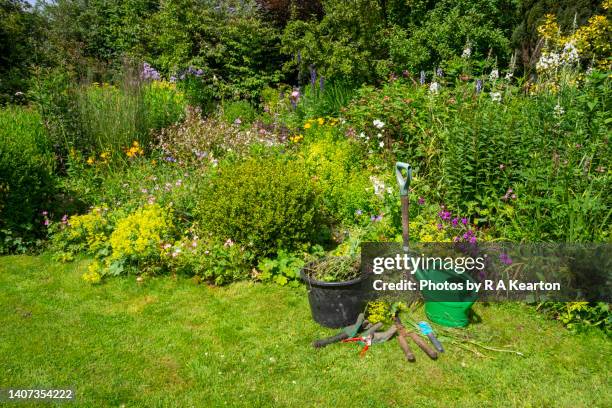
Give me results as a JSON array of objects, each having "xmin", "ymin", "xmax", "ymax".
[{"xmin": 415, "ymin": 268, "xmax": 477, "ymax": 327}]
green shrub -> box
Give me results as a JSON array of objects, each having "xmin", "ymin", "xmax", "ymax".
[
  {"xmin": 257, "ymin": 249, "xmax": 306, "ymax": 287},
  {"xmin": 0, "ymin": 107, "xmax": 55, "ymax": 252},
  {"xmin": 220, "ymin": 100, "xmax": 258, "ymax": 125},
  {"xmin": 196, "ymin": 156, "xmax": 321, "ymax": 257},
  {"xmin": 146, "ymin": 0, "xmax": 283, "ymax": 101}
]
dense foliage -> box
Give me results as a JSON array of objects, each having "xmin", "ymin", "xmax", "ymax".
[{"xmin": 0, "ymin": 107, "xmax": 55, "ymax": 252}]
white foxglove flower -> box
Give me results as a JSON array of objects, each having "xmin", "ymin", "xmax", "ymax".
[
  {"xmin": 561, "ymin": 41, "xmax": 579, "ymax": 64},
  {"xmin": 490, "ymin": 92, "xmax": 502, "ymax": 102},
  {"xmin": 379, "ymin": 141, "xmax": 384, "ymax": 148},
  {"xmin": 373, "ymin": 119, "xmax": 385, "ymax": 129},
  {"xmin": 489, "ymin": 69, "xmax": 499, "ymax": 81},
  {"xmin": 429, "ymin": 82, "xmax": 440, "ymax": 93},
  {"xmin": 554, "ymin": 104, "xmax": 565, "ymax": 117}
]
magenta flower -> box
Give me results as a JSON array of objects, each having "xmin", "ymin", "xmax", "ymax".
[
  {"xmin": 500, "ymin": 253, "xmax": 513, "ymax": 265},
  {"xmin": 451, "ymin": 218, "xmax": 459, "ymax": 227},
  {"xmin": 461, "ymin": 218, "xmax": 468, "ymax": 225},
  {"xmin": 418, "ymin": 197, "xmax": 425, "ymax": 205},
  {"xmin": 438, "ymin": 210, "xmax": 451, "ymax": 221}
]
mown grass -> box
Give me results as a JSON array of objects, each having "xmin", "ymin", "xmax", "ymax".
[{"xmin": 1, "ymin": 255, "xmax": 610, "ymax": 407}]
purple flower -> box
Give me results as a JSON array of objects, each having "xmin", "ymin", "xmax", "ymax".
[
  {"xmin": 419, "ymin": 71, "xmax": 426, "ymax": 85},
  {"xmin": 41, "ymin": 211, "xmax": 48, "ymax": 216},
  {"xmin": 355, "ymin": 209, "xmax": 363, "ymax": 216},
  {"xmin": 475, "ymin": 79, "xmax": 483, "ymax": 94},
  {"xmin": 451, "ymin": 218, "xmax": 459, "ymax": 227},
  {"xmin": 141, "ymin": 62, "xmax": 161, "ymax": 81},
  {"xmin": 500, "ymin": 253, "xmax": 513, "ymax": 265},
  {"xmin": 371, "ymin": 214, "xmax": 383, "ymax": 222},
  {"xmin": 234, "ymin": 118, "xmax": 242, "ymax": 125},
  {"xmin": 165, "ymin": 156, "xmax": 176, "ymax": 162},
  {"xmin": 461, "ymin": 218, "xmax": 468, "ymax": 225},
  {"xmin": 170, "ymin": 76, "xmax": 176, "ymax": 83},
  {"xmin": 437, "ymin": 223, "xmax": 443, "ymax": 230},
  {"xmin": 469, "ymin": 236, "xmax": 477, "ymax": 244},
  {"xmin": 61, "ymin": 214, "xmax": 68, "ymax": 224},
  {"xmin": 309, "ymin": 65, "xmax": 317, "ymax": 87},
  {"xmin": 436, "ymin": 67, "xmax": 444, "ymax": 77},
  {"xmin": 43, "ymin": 219, "xmax": 50, "ymax": 226},
  {"xmin": 438, "ymin": 210, "xmax": 451, "ymax": 221},
  {"xmin": 418, "ymin": 196, "xmax": 425, "ymax": 205},
  {"xmin": 319, "ymin": 76, "xmax": 325, "ymax": 92}
]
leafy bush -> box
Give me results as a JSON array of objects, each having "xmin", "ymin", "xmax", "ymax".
[
  {"xmin": 257, "ymin": 249, "xmax": 306, "ymax": 287},
  {"xmin": 391, "ymin": 0, "xmax": 516, "ymax": 72},
  {"xmin": 145, "ymin": 0, "xmax": 283, "ymax": 100},
  {"xmin": 342, "ymin": 79, "xmax": 435, "ymax": 165},
  {"xmin": 0, "ymin": 107, "xmax": 55, "ymax": 252},
  {"xmin": 196, "ymin": 156, "xmax": 321, "ymax": 257},
  {"xmin": 0, "ymin": 0, "xmax": 45, "ymax": 104}
]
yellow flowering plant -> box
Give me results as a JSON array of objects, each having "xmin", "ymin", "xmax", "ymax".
[
  {"xmin": 50, "ymin": 206, "xmax": 114, "ymax": 258},
  {"xmin": 106, "ymin": 204, "xmax": 176, "ymax": 275}
]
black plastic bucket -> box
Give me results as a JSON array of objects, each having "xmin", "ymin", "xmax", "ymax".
[{"xmin": 301, "ymin": 264, "xmax": 371, "ymax": 329}]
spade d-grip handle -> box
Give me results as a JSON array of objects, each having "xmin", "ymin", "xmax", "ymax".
[{"xmin": 395, "ymin": 162, "xmax": 412, "ymax": 196}]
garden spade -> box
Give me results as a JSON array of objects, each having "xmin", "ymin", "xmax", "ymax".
[
  {"xmin": 312, "ymin": 313, "xmax": 365, "ymax": 348},
  {"xmin": 395, "ymin": 162, "xmax": 412, "ymax": 252}
]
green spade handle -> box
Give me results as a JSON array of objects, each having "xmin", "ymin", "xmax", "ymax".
[{"xmin": 395, "ymin": 162, "xmax": 412, "ymax": 196}]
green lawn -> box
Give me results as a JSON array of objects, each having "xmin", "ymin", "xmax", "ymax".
[{"xmin": 1, "ymin": 255, "xmax": 610, "ymax": 407}]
